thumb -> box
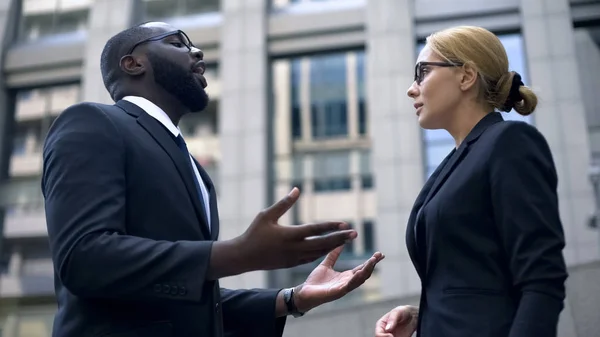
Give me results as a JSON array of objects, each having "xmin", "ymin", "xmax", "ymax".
[
  {"xmin": 385, "ymin": 306, "xmax": 408, "ymax": 332},
  {"xmin": 262, "ymin": 187, "xmax": 300, "ymax": 220},
  {"xmin": 320, "ymin": 245, "xmax": 343, "ymax": 268}
]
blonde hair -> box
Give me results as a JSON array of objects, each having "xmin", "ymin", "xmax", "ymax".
[{"xmin": 426, "ymin": 26, "xmax": 537, "ymax": 116}]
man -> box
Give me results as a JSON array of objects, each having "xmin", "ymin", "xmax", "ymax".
[{"xmin": 41, "ymin": 22, "xmax": 384, "ymax": 337}]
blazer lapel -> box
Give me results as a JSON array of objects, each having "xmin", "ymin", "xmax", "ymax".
[
  {"xmin": 422, "ymin": 112, "xmax": 505, "ymax": 207},
  {"xmin": 406, "ymin": 150, "xmax": 453, "ymax": 279},
  {"xmin": 116, "ymin": 100, "xmax": 211, "ymax": 238}
]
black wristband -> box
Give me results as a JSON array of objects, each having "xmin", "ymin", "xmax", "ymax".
[{"xmin": 283, "ymin": 288, "xmax": 304, "ymax": 318}]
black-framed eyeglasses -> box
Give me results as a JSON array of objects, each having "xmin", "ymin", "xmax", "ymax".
[
  {"xmin": 126, "ymin": 30, "xmax": 195, "ymax": 55},
  {"xmin": 414, "ymin": 61, "xmax": 464, "ymax": 85}
]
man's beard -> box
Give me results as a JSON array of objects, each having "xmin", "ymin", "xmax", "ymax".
[{"xmin": 147, "ymin": 52, "xmax": 209, "ymax": 113}]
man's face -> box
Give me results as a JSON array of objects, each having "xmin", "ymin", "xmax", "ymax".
[{"xmin": 135, "ymin": 23, "xmax": 209, "ymax": 112}]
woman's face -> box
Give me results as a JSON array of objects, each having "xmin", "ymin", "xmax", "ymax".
[{"xmin": 407, "ymin": 45, "xmax": 463, "ymax": 130}]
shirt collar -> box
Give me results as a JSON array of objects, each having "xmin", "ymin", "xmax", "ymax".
[{"xmin": 122, "ymin": 96, "xmax": 181, "ymax": 137}]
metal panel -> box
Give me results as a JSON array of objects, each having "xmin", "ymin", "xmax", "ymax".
[
  {"xmin": 4, "ymin": 34, "xmax": 86, "ymax": 73},
  {"xmin": 269, "ymin": 30, "xmax": 364, "ymax": 57},
  {"xmin": 4, "ymin": 65, "xmax": 81, "ymax": 88},
  {"xmin": 269, "ymin": 4, "xmax": 364, "ymax": 39},
  {"xmin": 572, "ymin": 1, "xmax": 600, "ymax": 24},
  {"xmin": 415, "ymin": 11, "xmax": 521, "ymax": 39},
  {"xmin": 414, "ymin": 0, "xmax": 519, "ymax": 21}
]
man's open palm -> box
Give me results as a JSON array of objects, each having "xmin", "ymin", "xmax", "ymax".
[{"xmin": 294, "ymin": 246, "xmax": 384, "ymax": 312}]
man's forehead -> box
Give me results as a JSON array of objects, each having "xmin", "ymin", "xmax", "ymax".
[{"xmin": 140, "ymin": 21, "xmax": 176, "ymax": 34}]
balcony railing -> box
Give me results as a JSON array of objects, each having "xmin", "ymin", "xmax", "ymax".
[
  {"xmin": 3, "ymin": 208, "xmax": 47, "ymax": 239},
  {"xmin": 186, "ymin": 135, "xmax": 220, "ymax": 163},
  {"xmin": 9, "ymin": 152, "xmax": 43, "ymax": 177},
  {"xmin": 0, "ymin": 274, "xmax": 54, "ymax": 298}
]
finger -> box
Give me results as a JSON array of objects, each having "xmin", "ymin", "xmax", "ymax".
[
  {"xmin": 300, "ymin": 230, "xmax": 357, "ymax": 252},
  {"xmin": 352, "ymin": 252, "xmax": 385, "ymax": 273},
  {"xmin": 375, "ymin": 332, "xmax": 394, "ymax": 337},
  {"xmin": 346, "ymin": 256, "xmax": 382, "ymax": 291},
  {"xmin": 291, "ymin": 221, "xmax": 351, "ymax": 239},
  {"xmin": 320, "ymin": 246, "xmax": 344, "ymax": 268},
  {"xmin": 385, "ymin": 307, "xmax": 408, "ymax": 332},
  {"xmin": 262, "ymin": 188, "xmax": 300, "ymax": 219},
  {"xmin": 375, "ymin": 314, "xmax": 394, "ymax": 337}
]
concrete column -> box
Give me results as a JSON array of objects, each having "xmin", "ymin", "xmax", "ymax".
[
  {"xmin": 0, "ymin": 0, "xmax": 18, "ymax": 180},
  {"xmin": 366, "ymin": 0, "xmax": 424, "ymax": 298},
  {"xmin": 81, "ymin": 0, "xmax": 135, "ymax": 103},
  {"xmin": 218, "ymin": 0, "xmax": 269, "ymax": 289},
  {"xmin": 521, "ymin": 0, "xmax": 598, "ymax": 266}
]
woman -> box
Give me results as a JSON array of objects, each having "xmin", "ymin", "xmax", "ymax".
[{"xmin": 375, "ymin": 26, "xmax": 568, "ymax": 337}]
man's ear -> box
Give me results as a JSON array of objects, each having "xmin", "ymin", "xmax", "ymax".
[
  {"xmin": 459, "ymin": 62, "xmax": 478, "ymax": 92},
  {"xmin": 119, "ymin": 55, "xmax": 145, "ymax": 76}
]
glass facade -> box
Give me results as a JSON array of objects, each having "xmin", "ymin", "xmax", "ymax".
[
  {"xmin": 270, "ymin": 49, "xmax": 378, "ymax": 303},
  {"xmin": 419, "ymin": 33, "xmax": 531, "ymax": 178},
  {"xmin": 19, "ymin": 0, "xmax": 90, "ymax": 42},
  {"xmin": 140, "ymin": 0, "xmax": 220, "ymax": 20}
]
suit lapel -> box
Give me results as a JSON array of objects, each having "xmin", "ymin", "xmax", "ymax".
[
  {"xmin": 422, "ymin": 112, "xmax": 505, "ymax": 207},
  {"xmin": 412, "ymin": 112, "xmax": 505, "ymax": 280},
  {"xmin": 116, "ymin": 100, "xmax": 211, "ymax": 238},
  {"xmin": 191, "ymin": 158, "xmax": 220, "ymax": 241},
  {"xmin": 406, "ymin": 150, "xmax": 453, "ymax": 279}
]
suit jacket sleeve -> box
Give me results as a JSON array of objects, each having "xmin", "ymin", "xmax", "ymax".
[
  {"xmin": 42, "ymin": 102, "xmax": 213, "ymax": 302},
  {"xmin": 221, "ymin": 288, "xmax": 286, "ymax": 337},
  {"xmin": 489, "ymin": 122, "xmax": 568, "ymax": 337}
]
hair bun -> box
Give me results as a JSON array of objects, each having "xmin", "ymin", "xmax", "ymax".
[{"xmin": 501, "ymin": 72, "xmax": 524, "ymax": 111}]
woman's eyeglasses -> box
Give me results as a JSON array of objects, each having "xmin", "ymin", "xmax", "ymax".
[{"xmin": 414, "ymin": 61, "xmax": 464, "ymax": 85}]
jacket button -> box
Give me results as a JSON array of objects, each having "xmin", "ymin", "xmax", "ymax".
[
  {"xmin": 179, "ymin": 287, "xmax": 187, "ymax": 296},
  {"xmin": 170, "ymin": 285, "xmax": 178, "ymax": 295},
  {"xmin": 153, "ymin": 284, "xmax": 161, "ymax": 293},
  {"xmin": 162, "ymin": 284, "xmax": 170, "ymax": 293}
]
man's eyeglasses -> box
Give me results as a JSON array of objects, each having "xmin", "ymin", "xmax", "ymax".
[
  {"xmin": 126, "ymin": 30, "xmax": 195, "ymax": 55},
  {"xmin": 414, "ymin": 61, "xmax": 464, "ymax": 85}
]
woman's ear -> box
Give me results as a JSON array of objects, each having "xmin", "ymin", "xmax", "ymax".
[{"xmin": 459, "ymin": 62, "xmax": 478, "ymax": 92}]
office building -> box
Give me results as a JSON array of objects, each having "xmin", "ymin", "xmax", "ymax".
[{"xmin": 0, "ymin": 0, "xmax": 598, "ymax": 336}]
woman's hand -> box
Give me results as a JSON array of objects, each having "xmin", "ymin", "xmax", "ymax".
[{"xmin": 375, "ymin": 305, "xmax": 419, "ymax": 337}]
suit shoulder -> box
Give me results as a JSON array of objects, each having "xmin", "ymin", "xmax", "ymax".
[
  {"xmin": 488, "ymin": 120, "xmax": 546, "ymax": 146},
  {"xmin": 57, "ymin": 101, "xmax": 119, "ymax": 119},
  {"xmin": 486, "ymin": 120, "xmax": 553, "ymax": 165},
  {"xmin": 46, "ymin": 102, "xmax": 122, "ymax": 147}
]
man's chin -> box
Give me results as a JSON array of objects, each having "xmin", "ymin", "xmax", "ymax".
[{"xmin": 188, "ymin": 97, "xmax": 209, "ymax": 113}]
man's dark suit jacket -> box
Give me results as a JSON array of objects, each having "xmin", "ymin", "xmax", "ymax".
[
  {"xmin": 406, "ymin": 112, "xmax": 568, "ymax": 337},
  {"xmin": 41, "ymin": 100, "xmax": 286, "ymax": 337}
]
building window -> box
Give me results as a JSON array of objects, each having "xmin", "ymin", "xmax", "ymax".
[
  {"xmin": 291, "ymin": 59, "xmax": 302, "ymax": 139},
  {"xmin": 141, "ymin": 0, "xmax": 220, "ymax": 21},
  {"xmin": 363, "ymin": 220, "xmax": 374, "ymax": 253},
  {"xmin": 359, "ymin": 149, "xmax": 373, "ymax": 189},
  {"xmin": 313, "ymin": 150, "xmax": 351, "ymax": 192},
  {"xmin": 419, "ymin": 33, "xmax": 531, "ymax": 178},
  {"xmin": 278, "ymin": 50, "xmax": 365, "ymax": 144},
  {"xmin": 10, "ymin": 83, "xmax": 80, "ymax": 178},
  {"xmin": 310, "ymin": 53, "xmax": 348, "ymax": 139},
  {"xmin": 357, "ymin": 51, "xmax": 367, "ymax": 135},
  {"xmin": 19, "ymin": 0, "xmax": 90, "ymax": 42},
  {"xmin": 15, "ymin": 308, "xmax": 55, "ymax": 337}
]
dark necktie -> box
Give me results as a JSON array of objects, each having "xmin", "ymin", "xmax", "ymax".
[{"xmin": 173, "ymin": 134, "xmax": 209, "ymax": 224}]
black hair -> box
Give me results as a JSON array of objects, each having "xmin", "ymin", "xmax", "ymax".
[{"xmin": 100, "ymin": 23, "xmax": 155, "ymax": 101}]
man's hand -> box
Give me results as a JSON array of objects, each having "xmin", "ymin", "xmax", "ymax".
[
  {"xmin": 292, "ymin": 246, "xmax": 385, "ymax": 313},
  {"xmin": 237, "ymin": 188, "xmax": 357, "ymax": 272},
  {"xmin": 375, "ymin": 305, "xmax": 419, "ymax": 337}
]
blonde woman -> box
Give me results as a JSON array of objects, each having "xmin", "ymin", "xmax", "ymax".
[{"xmin": 375, "ymin": 26, "xmax": 568, "ymax": 337}]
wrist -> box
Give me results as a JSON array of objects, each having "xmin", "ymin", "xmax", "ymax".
[
  {"xmin": 292, "ymin": 284, "xmax": 310, "ymax": 314},
  {"xmin": 207, "ymin": 238, "xmax": 248, "ymax": 279}
]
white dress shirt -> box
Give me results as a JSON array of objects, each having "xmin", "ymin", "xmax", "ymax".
[{"xmin": 123, "ymin": 96, "xmax": 211, "ymax": 231}]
